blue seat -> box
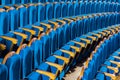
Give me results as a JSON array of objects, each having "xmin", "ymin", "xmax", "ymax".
[
  {"xmin": 11, "ymin": 0, "xmax": 21, "ymax": 4},
  {"xmin": 29, "ymin": 39, "xmax": 43, "ymax": 69},
  {"xmin": 30, "ymin": 0, "xmax": 41, "ymax": 3},
  {"xmin": 61, "ymin": 2, "xmax": 68, "ymax": 17},
  {"xmin": 67, "ymin": 2, "xmax": 73, "ymax": 17},
  {"xmin": 53, "ymin": 2, "xmax": 61, "ymax": 18},
  {"xmin": 37, "ymin": 63, "xmax": 60, "ymax": 80},
  {"xmin": 27, "ymin": 71, "xmax": 50, "ymax": 80},
  {"xmin": 0, "ymin": 64, "xmax": 8, "ymax": 80},
  {"xmin": 73, "ymin": 1, "xmax": 79, "ymax": 16},
  {"xmin": 46, "ymin": 56, "xmax": 66, "ymax": 79},
  {"xmin": 0, "ymin": 52, "xmax": 21, "ymax": 80},
  {"xmin": 0, "ymin": 0, "xmax": 10, "ymax": 5},
  {"xmin": 79, "ymin": 1, "xmax": 85, "ymax": 14},
  {"xmin": 45, "ymin": 2, "xmax": 53, "ymax": 20},
  {"xmin": 21, "ymin": 0, "xmax": 29, "ymax": 4},
  {"xmin": 54, "ymin": 50, "xmax": 71, "ymax": 72},
  {"xmin": 16, "ymin": 45, "xmax": 33, "ymax": 79},
  {"xmin": 27, "ymin": 62, "xmax": 60, "ymax": 80},
  {"xmin": 36, "ymin": 3, "xmax": 45, "ymax": 22}
]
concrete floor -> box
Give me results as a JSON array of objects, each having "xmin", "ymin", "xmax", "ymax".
[{"xmin": 63, "ymin": 63, "xmax": 84, "ymax": 80}]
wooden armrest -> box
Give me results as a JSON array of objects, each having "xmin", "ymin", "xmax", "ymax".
[
  {"xmin": 40, "ymin": 22, "xmax": 51, "ymax": 29},
  {"xmin": 103, "ymin": 30, "xmax": 111, "ymax": 35},
  {"xmin": 36, "ymin": 70, "xmax": 56, "ymax": 80},
  {"xmin": 98, "ymin": 32, "xmax": 106, "ymax": 36},
  {"xmin": 113, "ymin": 56, "xmax": 120, "ymax": 60},
  {"xmin": 13, "ymin": 32, "xmax": 27, "ymax": 39},
  {"xmin": 71, "ymin": 41, "xmax": 86, "ymax": 47},
  {"xmin": 63, "ymin": 18, "xmax": 73, "ymax": 23},
  {"xmin": 70, "ymin": 46, "xmax": 81, "ymax": 53},
  {"xmin": 22, "ymin": 28, "xmax": 36, "ymax": 35},
  {"xmin": 48, "ymin": 21, "xmax": 59, "ymax": 30},
  {"xmin": 104, "ymin": 72, "xmax": 116, "ymax": 80},
  {"xmin": 91, "ymin": 33, "xmax": 101, "ymax": 38},
  {"xmin": 32, "ymin": 25, "xmax": 44, "ymax": 31},
  {"xmin": 0, "ymin": 36, "xmax": 17, "ymax": 44},
  {"xmin": 60, "ymin": 49, "xmax": 75, "ymax": 58},
  {"xmin": 110, "ymin": 60, "xmax": 120, "ymax": 67},
  {"xmin": 107, "ymin": 66, "xmax": 118, "ymax": 73},
  {"xmin": 54, "ymin": 55, "xmax": 69, "ymax": 64},
  {"xmin": 87, "ymin": 36, "xmax": 97, "ymax": 41},
  {"xmin": 80, "ymin": 38, "xmax": 91, "ymax": 44},
  {"xmin": 32, "ymin": 25, "xmax": 44, "ymax": 36},
  {"xmin": 56, "ymin": 19, "xmax": 66, "ymax": 25},
  {"xmin": 46, "ymin": 62, "xmax": 63, "ymax": 72},
  {"xmin": 69, "ymin": 17, "xmax": 77, "ymax": 21}
]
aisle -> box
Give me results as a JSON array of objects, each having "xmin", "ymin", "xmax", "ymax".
[{"xmin": 64, "ymin": 63, "xmax": 85, "ymax": 80}]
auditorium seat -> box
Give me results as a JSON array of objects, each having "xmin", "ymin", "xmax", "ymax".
[
  {"xmin": 0, "ymin": 52, "xmax": 21, "ymax": 80},
  {"xmin": 1, "ymin": 1, "xmax": 120, "ymax": 80},
  {"xmin": 0, "ymin": 64, "xmax": 8, "ymax": 80},
  {"xmin": 78, "ymin": 25, "xmax": 120, "ymax": 80}
]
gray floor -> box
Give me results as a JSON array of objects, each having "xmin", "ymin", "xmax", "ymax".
[{"xmin": 64, "ymin": 63, "xmax": 84, "ymax": 80}]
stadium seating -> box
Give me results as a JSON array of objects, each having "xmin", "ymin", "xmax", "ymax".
[{"xmin": 0, "ymin": 0, "xmax": 120, "ymax": 80}]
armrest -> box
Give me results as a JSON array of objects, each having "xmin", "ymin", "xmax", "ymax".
[
  {"xmin": 103, "ymin": 30, "xmax": 111, "ymax": 35},
  {"xmin": 0, "ymin": 36, "xmax": 17, "ymax": 44},
  {"xmin": 36, "ymin": 70, "xmax": 56, "ymax": 80},
  {"xmin": 60, "ymin": 49, "xmax": 75, "ymax": 58},
  {"xmin": 76, "ymin": 16, "xmax": 82, "ymax": 20},
  {"xmin": 113, "ymin": 56, "xmax": 120, "ymax": 60},
  {"xmin": 109, "ymin": 60, "xmax": 120, "ymax": 67},
  {"xmin": 63, "ymin": 18, "xmax": 73, "ymax": 23},
  {"xmin": 56, "ymin": 19, "xmax": 66, "ymax": 25},
  {"xmin": 108, "ymin": 29, "xmax": 115, "ymax": 34},
  {"xmin": 32, "ymin": 25, "xmax": 44, "ymax": 31},
  {"xmin": 4, "ymin": 6, "xmax": 11, "ymax": 9},
  {"xmin": 107, "ymin": 66, "xmax": 118, "ymax": 73},
  {"xmin": 103, "ymin": 72, "xmax": 116, "ymax": 80},
  {"xmin": 91, "ymin": 33, "xmax": 101, "ymax": 38},
  {"xmin": 0, "ymin": 44, "xmax": 6, "ymax": 51},
  {"xmin": 69, "ymin": 17, "xmax": 77, "ymax": 21},
  {"xmin": 98, "ymin": 32, "xmax": 106, "ymax": 36},
  {"xmin": 80, "ymin": 38, "xmax": 91, "ymax": 44},
  {"xmin": 70, "ymin": 46, "xmax": 81, "ymax": 53},
  {"xmin": 22, "ymin": 28, "xmax": 36, "ymax": 35},
  {"xmin": 46, "ymin": 62, "xmax": 63, "ymax": 72},
  {"xmin": 48, "ymin": 21, "xmax": 59, "ymax": 30},
  {"xmin": 32, "ymin": 25, "xmax": 44, "ymax": 36},
  {"xmin": 71, "ymin": 41, "xmax": 86, "ymax": 47},
  {"xmin": 13, "ymin": 32, "xmax": 27, "ymax": 39},
  {"xmin": 87, "ymin": 36, "xmax": 97, "ymax": 41},
  {"xmin": 53, "ymin": 55, "xmax": 69, "ymax": 64},
  {"xmin": 40, "ymin": 22, "xmax": 51, "ymax": 29}
]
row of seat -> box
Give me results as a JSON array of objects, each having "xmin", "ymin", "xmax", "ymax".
[
  {"xmin": 78, "ymin": 25, "xmax": 120, "ymax": 80},
  {"xmin": 1, "ymin": 4, "xmax": 120, "ymax": 53},
  {"xmin": 0, "ymin": 1, "xmax": 120, "ymax": 20},
  {"xmin": 26, "ymin": 24, "xmax": 120, "ymax": 80},
  {"xmin": 1, "ymin": 12, "xmax": 120, "ymax": 80},
  {"xmin": 96, "ymin": 49, "xmax": 120, "ymax": 80},
  {"xmin": 0, "ymin": 1, "xmax": 120, "ymax": 80},
  {"xmin": 0, "ymin": 0, "xmax": 120, "ymax": 5}
]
